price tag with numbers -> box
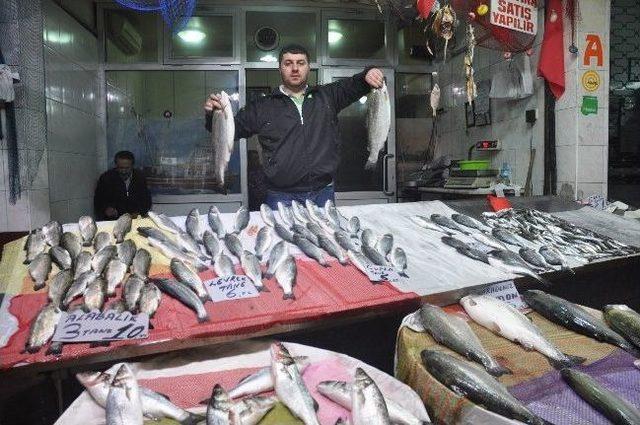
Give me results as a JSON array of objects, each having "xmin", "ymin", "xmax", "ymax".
[
  {"xmin": 364, "ymin": 264, "xmax": 401, "ymax": 283},
  {"xmin": 205, "ymin": 275, "xmax": 260, "ymax": 302},
  {"xmin": 477, "ymin": 281, "xmax": 527, "ymax": 310},
  {"xmin": 52, "ymin": 309, "xmax": 149, "ymax": 343}
]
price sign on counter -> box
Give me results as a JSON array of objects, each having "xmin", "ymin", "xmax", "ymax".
[
  {"xmin": 205, "ymin": 275, "xmax": 260, "ymax": 302},
  {"xmin": 477, "ymin": 281, "xmax": 527, "ymax": 310},
  {"xmin": 52, "ymin": 309, "xmax": 149, "ymax": 343},
  {"xmin": 364, "ymin": 264, "xmax": 401, "ymax": 283}
]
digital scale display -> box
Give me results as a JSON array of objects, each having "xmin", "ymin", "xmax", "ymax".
[{"xmin": 475, "ymin": 140, "xmax": 501, "ymax": 150}]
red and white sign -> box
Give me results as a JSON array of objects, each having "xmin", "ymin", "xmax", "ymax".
[{"xmin": 490, "ymin": 0, "xmax": 538, "ymax": 36}]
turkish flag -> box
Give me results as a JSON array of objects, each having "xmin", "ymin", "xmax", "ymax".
[
  {"xmin": 538, "ymin": 0, "xmax": 565, "ymax": 99},
  {"xmin": 417, "ymin": 0, "xmax": 436, "ymax": 19}
]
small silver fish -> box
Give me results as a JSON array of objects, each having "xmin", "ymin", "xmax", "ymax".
[
  {"xmin": 349, "ymin": 216, "xmax": 361, "ymax": 237},
  {"xmin": 171, "ymin": 258, "xmax": 208, "ymax": 301},
  {"xmin": 274, "ymin": 223, "xmax": 295, "ymax": 243},
  {"xmin": 138, "ymin": 282, "xmax": 161, "ymax": 318},
  {"xmin": 42, "ymin": 220, "xmax": 62, "ymax": 247},
  {"xmin": 105, "ymin": 259, "xmax": 128, "ymax": 296},
  {"xmin": 335, "ymin": 231, "xmax": 360, "ymax": 253},
  {"xmin": 234, "ymin": 206, "xmax": 250, "ymax": 234},
  {"xmin": 25, "ymin": 303, "xmax": 61, "ymax": 353},
  {"xmin": 186, "ymin": 208, "xmax": 204, "ymax": 243},
  {"xmin": 265, "ymin": 241, "xmax": 288, "ymax": 279},
  {"xmin": 375, "ymin": 234, "xmax": 394, "ymax": 257},
  {"xmin": 389, "ymin": 247, "xmax": 408, "ymax": 277},
  {"xmin": 78, "ymin": 216, "xmax": 97, "ymax": 247},
  {"xmin": 293, "ymin": 223, "xmax": 319, "ymax": 246},
  {"xmin": 241, "ymin": 250, "xmax": 265, "ymax": 291},
  {"xmin": 361, "ymin": 229, "xmax": 376, "ymax": 248},
  {"xmin": 50, "ymin": 245, "xmax": 73, "ymax": 270},
  {"xmin": 208, "ymin": 206, "xmax": 226, "ymax": 238},
  {"xmin": 318, "ymin": 234, "xmax": 348, "ymax": 265},
  {"xmin": 275, "ymin": 256, "xmax": 297, "ymax": 300},
  {"xmin": 293, "ymin": 234, "xmax": 329, "ymax": 267},
  {"xmin": 93, "ymin": 232, "xmax": 112, "ymax": 252},
  {"xmin": 61, "ymin": 232, "xmax": 82, "ymax": 259},
  {"xmin": 260, "ymin": 204, "xmax": 276, "ymax": 228},
  {"xmin": 203, "ymin": 230, "xmax": 221, "ymax": 258},
  {"xmin": 224, "ymin": 233, "xmax": 244, "ymax": 260},
  {"xmin": 255, "ymin": 226, "xmax": 274, "ymax": 261},
  {"xmin": 277, "ymin": 202, "xmax": 295, "ymax": 228},
  {"xmin": 362, "ymin": 244, "xmax": 388, "ymax": 266},
  {"xmin": 123, "ymin": 274, "xmax": 146, "ymax": 312},
  {"xmin": 48, "ymin": 269, "xmax": 73, "ymax": 309},
  {"xmin": 291, "ymin": 200, "xmax": 310, "ymax": 224},
  {"xmin": 29, "ymin": 252, "xmax": 52, "ymax": 290},
  {"xmin": 106, "ymin": 364, "xmax": 143, "ymax": 425},
  {"xmin": 83, "ymin": 277, "xmax": 106, "ymax": 311},
  {"xmin": 132, "ymin": 248, "xmax": 151, "ymax": 279},
  {"xmin": 214, "ymin": 253, "xmax": 236, "ymax": 278},
  {"xmin": 113, "ymin": 213, "xmax": 132, "ymax": 244}
]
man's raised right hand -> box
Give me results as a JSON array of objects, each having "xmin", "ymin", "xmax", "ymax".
[{"xmin": 204, "ymin": 93, "xmax": 223, "ymax": 113}]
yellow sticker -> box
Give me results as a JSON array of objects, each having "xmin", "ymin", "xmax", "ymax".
[{"xmin": 582, "ymin": 71, "xmax": 601, "ymax": 92}]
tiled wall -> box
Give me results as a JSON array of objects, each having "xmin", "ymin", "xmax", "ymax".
[
  {"xmin": 43, "ymin": 0, "xmax": 101, "ymax": 224},
  {"xmin": 432, "ymin": 9, "xmax": 546, "ymax": 194},
  {"xmin": 0, "ymin": 0, "xmax": 49, "ymax": 231}
]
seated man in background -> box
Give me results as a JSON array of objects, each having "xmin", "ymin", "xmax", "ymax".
[{"xmin": 94, "ymin": 151, "xmax": 152, "ymax": 220}]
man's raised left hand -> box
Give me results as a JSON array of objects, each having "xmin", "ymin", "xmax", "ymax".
[{"xmin": 365, "ymin": 68, "xmax": 385, "ymax": 89}]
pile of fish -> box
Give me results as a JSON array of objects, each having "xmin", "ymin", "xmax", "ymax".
[
  {"xmin": 416, "ymin": 294, "xmax": 640, "ymax": 424},
  {"xmin": 206, "ymin": 342, "xmax": 429, "ymax": 425},
  {"xmin": 24, "ymin": 213, "xmax": 161, "ymax": 355},
  {"xmin": 411, "ymin": 207, "xmax": 639, "ymax": 284}
]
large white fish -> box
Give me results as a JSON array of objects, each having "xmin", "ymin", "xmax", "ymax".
[
  {"xmin": 351, "ymin": 368, "xmax": 391, "ymax": 425},
  {"xmin": 228, "ymin": 357, "xmax": 310, "ymax": 399},
  {"xmin": 106, "ymin": 364, "xmax": 143, "ymax": 425},
  {"xmin": 212, "ymin": 91, "xmax": 235, "ymax": 187},
  {"xmin": 365, "ymin": 82, "xmax": 391, "ymax": 170},
  {"xmin": 460, "ymin": 295, "xmax": 585, "ymax": 369}
]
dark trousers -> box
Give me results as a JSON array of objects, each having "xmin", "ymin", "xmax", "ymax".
[{"xmin": 264, "ymin": 185, "xmax": 335, "ymax": 209}]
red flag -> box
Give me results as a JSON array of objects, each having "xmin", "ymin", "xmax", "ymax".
[
  {"xmin": 538, "ymin": 0, "xmax": 565, "ymax": 99},
  {"xmin": 417, "ymin": 0, "xmax": 436, "ymax": 19}
]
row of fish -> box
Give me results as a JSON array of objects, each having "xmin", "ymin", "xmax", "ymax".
[
  {"xmin": 24, "ymin": 214, "xmax": 162, "ymax": 354},
  {"xmin": 415, "ymin": 293, "xmax": 640, "ymax": 424},
  {"xmin": 207, "ymin": 342, "xmax": 429, "ymax": 425}
]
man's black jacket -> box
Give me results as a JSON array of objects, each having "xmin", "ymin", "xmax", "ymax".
[
  {"xmin": 94, "ymin": 168, "xmax": 152, "ymax": 220},
  {"xmin": 206, "ymin": 68, "xmax": 371, "ymax": 192}
]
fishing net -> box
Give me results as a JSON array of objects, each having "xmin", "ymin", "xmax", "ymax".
[
  {"xmin": 113, "ymin": 0, "xmax": 197, "ymax": 32},
  {"xmin": 450, "ymin": 0, "xmax": 539, "ymax": 53}
]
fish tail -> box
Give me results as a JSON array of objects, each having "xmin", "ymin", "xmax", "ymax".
[
  {"xmin": 283, "ymin": 292, "xmax": 296, "ymax": 300},
  {"xmin": 33, "ymin": 283, "xmax": 46, "ymax": 291},
  {"xmin": 259, "ymin": 285, "xmax": 270, "ymax": 293},
  {"xmin": 199, "ymin": 294, "xmax": 210, "ymax": 303},
  {"xmin": 22, "ymin": 259, "xmax": 30, "ymax": 265},
  {"xmin": 264, "ymin": 272, "xmax": 273, "ymax": 279},
  {"xmin": 82, "ymin": 241, "xmax": 92, "ymax": 247},
  {"xmin": 549, "ymin": 354, "xmax": 586, "ymax": 369},
  {"xmin": 89, "ymin": 341, "xmax": 111, "ymax": 348},
  {"xmin": 400, "ymin": 271, "xmax": 409, "ymax": 278},
  {"xmin": 45, "ymin": 342, "xmax": 63, "ymax": 356},
  {"xmin": 180, "ymin": 413, "xmax": 205, "ymax": 425},
  {"xmin": 198, "ymin": 313, "xmax": 211, "ymax": 323}
]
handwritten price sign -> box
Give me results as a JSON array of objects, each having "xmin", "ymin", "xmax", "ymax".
[
  {"xmin": 477, "ymin": 281, "xmax": 527, "ymax": 310},
  {"xmin": 205, "ymin": 275, "xmax": 260, "ymax": 302},
  {"xmin": 364, "ymin": 264, "xmax": 401, "ymax": 283},
  {"xmin": 52, "ymin": 309, "xmax": 149, "ymax": 343}
]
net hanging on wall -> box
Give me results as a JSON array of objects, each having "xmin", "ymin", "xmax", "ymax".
[{"xmin": 113, "ymin": 0, "xmax": 197, "ymax": 32}]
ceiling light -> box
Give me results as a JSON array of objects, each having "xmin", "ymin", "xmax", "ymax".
[
  {"xmin": 260, "ymin": 54, "xmax": 277, "ymax": 62},
  {"xmin": 178, "ymin": 29, "xmax": 206, "ymax": 44},
  {"xmin": 328, "ymin": 31, "xmax": 343, "ymax": 44}
]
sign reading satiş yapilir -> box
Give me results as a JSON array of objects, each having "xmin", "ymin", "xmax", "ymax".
[{"xmin": 490, "ymin": 0, "xmax": 538, "ymax": 36}]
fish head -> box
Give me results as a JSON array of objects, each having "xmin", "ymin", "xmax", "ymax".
[
  {"xmin": 76, "ymin": 371, "xmax": 108, "ymax": 388},
  {"xmin": 459, "ymin": 295, "xmax": 480, "ymax": 309},
  {"xmin": 353, "ymin": 367, "xmax": 374, "ymax": 389},
  {"xmin": 317, "ymin": 380, "xmax": 349, "ymax": 395},
  {"xmin": 270, "ymin": 342, "xmax": 295, "ymax": 365}
]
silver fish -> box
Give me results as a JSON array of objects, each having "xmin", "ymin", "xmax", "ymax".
[
  {"xmin": 306, "ymin": 221, "xmax": 325, "ymax": 238},
  {"xmin": 24, "ymin": 229, "xmax": 47, "ymax": 264},
  {"xmin": 42, "ymin": 220, "xmax": 62, "ymax": 246},
  {"xmin": 137, "ymin": 226, "xmax": 168, "ymax": 242},
  {"xmin": 265, "ymin": 241, "xmax": 288, "ymax": 279},
  {"xmin": 318, "ymin": 234, "xmax": 348, "ymax": 265},
  {"xmin": 208, "ymin": 205, "xmax": 226, "ymax": 238},
  {"xmin": 389, "ymin": 247, "xmax": 408, "ymax": 277},
  {"xmin": 138, "ymin": 282, "xmax": 161, "ymax": 317},
  {"xmin": 207, "ymin": 384, "xmax": 236, "ymax": 425},
  {"xmin": 224, "ymin": 232, "xmax": 244, "ymax": 260},
  {"xmin": 61, "ymin": 232, "xmax": 82, "ymax": 259},
  {"xmin": 457, "ymin": 247, "xmax": 490, "ymax": 264},
  {"xmin": 132, "ymin": 248, "xmax": 151, "ymax": 279},
  {"xmin": 113, "ymin": 213, "xmax": 132, "ymax": 244},
  {"xmin": 375, "ymin": 234, "xmax": 394, "ymax": 257},
  {"xmin": 74, "ymin": 251, "xmax": 92, "ymax": 279},
  {"xmin": 234, "ymin": 395, "xmax": 277, "ymax": 425},
  {"xmin": 451, "ymin": 213, "xmax": 485, "ymax": 231},
  {"xmin": 29, "ymin": 252, "xmax": 52, "ymax": 290},
  {"xmin": 108, "ymin": 299, "xmax": 127, "ymax": 313},
  {"xmin": 117, "ymin": 239, "xmax": 137, "ymax": 268},
  {"xmin": 176, "ymin": 232, "xmax": 208, "ymax": 260},
  {"xmin": 471, "ymin": 232, "xmax": 506, "ymax": 251},
  {"xmin": 148, "ymin": 237, "xmax": 205, "ymax": 270},
  {"xmin": 335, "ymin": 231, "xmax": 360, "ymax": 253},
  {"xmin": 488, "ymin": 250, "xmax": 550, "ymax": 286},
  {"xmin": 274, "ymin": 222, "xmax": 295, "ymax": 243},
  {"xmin": 241, "ymin": 250, "xmax": 265, "ymax": 291},
  {"xmin": 275, "ymin": 256, "xmax": 297, "ymax": 300},
  {"xmin": 492, "ymin": 228, "xmax": 525, "ymax": 247},
  {"xmin": 25, "ymin": 303, "xmax": 61, "ymax": 353},
  {"xmin": 519, "ymin": 247, "xmax": 549, "ymax": 269},
  {"xmin": 171, "ymin": 258, "xmax": 208, "ymax": 301},
  {"xmin": 410, "ymin": 216, "xmax": 452, "ymax": 235},
  {"xmin": 214, "ymin": 252, "xmax": 236, "ymax": 278},
  {"xmin": 324, "ymin": 200, "xmax": 340, "ymax": 226},
  {"xmin": 362, "ymin": 244, "xmax": 388, "ymax": 266},
  {"xmin": 105, "ymin": 259, "xmax": 128, "ymax": 295},
  {"xmin": 430, "ymin": 214, "xmax": 469, "ymax": 235},
  {"xmin": 63, "ymin": 271, "xmax": 98, "ymax": 307},
  {"xmin": 361, "ymin": 229, "xmax": 376, "ymax": 247},
  {"xmin": 78, "ymin": 216, "xmax": 97, "ymax": 247},
  {"xmin": 255, "ymin": 226, "xmax": 273, "ymax": 261},
  {"xmin": 293, "ymin": 223, "xmax": 319, "ymax": 246},
  {"xmin": 148, "ymin": 211, "xmax": 182, "ymax": 234},
  {"xmin": 50, "ymin": 245, "xmax": 73, "ymax": 270},
  {"xmin": 440, "ymin": 236, "xmax": 469, "ymax": 250},
  {"xmin": 293, "ymin": 234, "xmax": 329, "ymax": 267},
  {"xmin": 48, "ymin": 269, "xmax": 73, "ymax": 309},
  {"xmin": 94, "ymin": 232, "xmax": 112, "ymax": 252},
  {"xmin": 124, "ymin": 274, "xmax": 146, "ymax": 312},
  {"xmin": 186, "ymin": 208, "xmax": 204, "ymax": 243},
  {"xmin": 277, "ymin": 202, "xmax": 295, "ymax": 228},
  {"xmin": 421, "ymin": 350, "xmax": 548, "ymax": 425},
  {"xmin": 228, "ymin": 357, "xmax": 310, "ymax": 399},
  {"xmin": 212, "ymin": 91, "xmax": 235, "ymax": 187},
  {"xmin": 460, "ymin": 295, "xmax": 584, "ymax": 369},
  {"xmin": 291, "ymin": 200, "xmax": 310, "ymax": 224},
  {"xmin": 260, "ymin": 204, "xmax": 276, "ymax": 227},
  {"xmin": 271, "ymin": 342, "xmax": 319, "ymax": 424},
  {"xmin": 154, "ymin": 278, "xmax": 209, "ymax": 322},
  {"xmin": 203, "ymin": 230, "xmax": 221, "ymax": 258},
  {"xmin": 234, "ymin": 206, "xmax": 250, "ymax": 234},
  {"xmin": 83, "ymin": 277, "xmax": 106, "ymax": 312},
  {"xmin": 419, "ymin": 303, "xmax": 510, "ymax": 376},
  {"xmin": 317, "ymin": 380, "xmax": 427, "ymax": 425},
  {"xmin": 538, "ymin": 246, "xmax": 572, "ymax": 272},
  {"xmin": 106, "ymin": 364, "xmax": 143, "ymax": 425},
  {"xmin": 349, "ymin": 216, "xmax": 361, "ymax": 236},
  {"xmin": 351, "ymin": 367, "xmax": 390, "ymax": 425},
  {"xmin": 365, "ymin": 82, "xmax": 391, "ymax": 170}
]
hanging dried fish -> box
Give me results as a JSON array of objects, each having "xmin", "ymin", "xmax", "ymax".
[
  {"xmin": 432, "ymin": 4, "xmax": 456, "ymax": 62},
  {"xmin": 464, "ymin": 23, "xmax": 477, "ymax": 105}
]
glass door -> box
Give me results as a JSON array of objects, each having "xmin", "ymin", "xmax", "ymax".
[{"xmin": 321, "ymin": 68, "xmax": 396, "ymax": 205}]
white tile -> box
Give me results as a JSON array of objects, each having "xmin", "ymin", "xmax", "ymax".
[
  {"xmin": 48, "ymin": 150, "xmax": 69, "ymax": 202},
  {"xmin": 578, "ymin": 112, "xmax": 607, "ymax": 146},
  {"xmin": 5, "ymin": 189, "xmax": 31, "ymax": 231},
  {"xmin": 69, "ymin": 197, "xmax": 93, "ymax": 219},
  {"xmin": 577, "ymin": 145, "xmax": 606, "ymax": 183},
  {"xmin": 0, "ymin": 190, "xmax": 7, "ymax": 231},
  {"xmin": 555, "ymin": 108, "xmax": 578, "ymax": 147},
  {"xmin": 28, "ymin": 150, "xmax": 48, "ymax": 190},
  {"xmin": 555, "ymin": 145, "xmax": 577, "ymax": 184},
  {"xmin": 556, "ymin": 70, "xmax": 578, "ymax": 111},
  {"xmin": 28, "ymin": 189, "xmax": 50, "ymax": 228}
]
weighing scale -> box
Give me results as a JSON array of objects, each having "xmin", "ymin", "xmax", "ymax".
[{"xmin": 444, "ymin": 169, "xmax": 498, "ymax": 189}]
